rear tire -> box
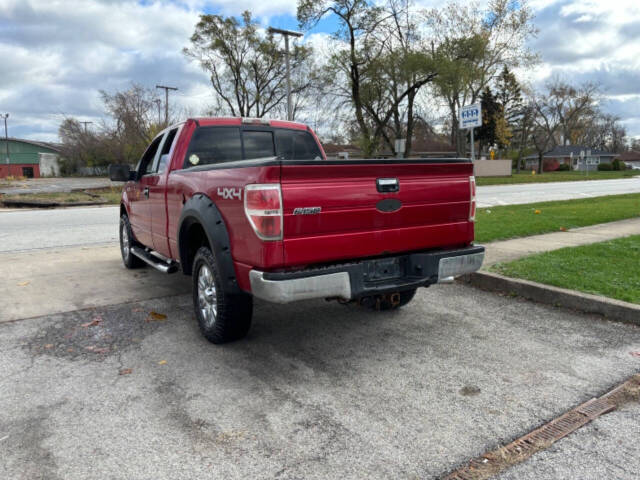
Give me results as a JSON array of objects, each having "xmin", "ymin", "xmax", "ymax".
[
  {"xmin": 120, "ymin": 214, "xmax": 145, "ymax": 269},
  {"xmin": 192, "ymin": 246, "xmax": 253, "ymax": 344}
]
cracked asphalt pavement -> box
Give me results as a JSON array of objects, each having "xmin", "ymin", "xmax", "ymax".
[{"xmin": 2, "ymin": 281, "xmax": 640, "ymax": 479}]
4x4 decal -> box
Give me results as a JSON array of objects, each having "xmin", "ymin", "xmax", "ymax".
[{"xmin": 217, "ymin": 187, "xmax": 242, "ymax": 200}]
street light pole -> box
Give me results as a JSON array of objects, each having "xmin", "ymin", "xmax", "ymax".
[
  {"xmin": 2, "ymin": 114, "xmax": 8, "ymax": 165},
  {"xmin": 155, "ymin": 85, "xmax": 178, "ymax": 126},
  {"xmin": 267, "ymin": 27, "xmax": 303, "ymax": 121}
]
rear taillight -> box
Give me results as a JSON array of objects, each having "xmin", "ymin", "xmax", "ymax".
[
  {"xmin": 244, "ymin": 184, "xmax": 283, "ymax": 241},
  {"xmin": 469, "ymin": 176, "xmax": 476, "ymax": 222}
]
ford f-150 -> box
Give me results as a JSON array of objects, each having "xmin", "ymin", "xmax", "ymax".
[{"xmin": 109, "ymin": 117, "xmax": 484, "ymax": 344}]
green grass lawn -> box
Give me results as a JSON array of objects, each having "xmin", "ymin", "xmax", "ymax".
[
  {"xmin": 476, "ymin": 170, "xmax": 638, "ymax": 186},
  {"xmin": 475, "ymin": 193, "xmax": 640, "ymax": 243},
  {"xmin": 490, "ymin": 235, "xmax": 640, "ymax": 305}
]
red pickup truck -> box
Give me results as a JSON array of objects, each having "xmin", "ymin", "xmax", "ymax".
[{"xmin": 109, "ymin": 117, "xmax": 484, "ymax": 344}]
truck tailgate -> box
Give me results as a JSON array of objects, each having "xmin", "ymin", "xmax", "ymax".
[{"xmin": 280, "ymin": 160, "xmax": 474, "ymax": 266}]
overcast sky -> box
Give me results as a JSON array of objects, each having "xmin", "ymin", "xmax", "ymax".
[{"xmin": 1, "ymin": 0, "xmax": 639, "ymax": 142}]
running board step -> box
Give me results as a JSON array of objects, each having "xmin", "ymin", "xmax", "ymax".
[{"xmin": 131, "ymin": 246, "xmax": 179, "ymax": 274}]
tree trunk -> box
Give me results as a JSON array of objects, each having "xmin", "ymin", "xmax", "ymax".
[
  {"xmin": 538, "ymin": 153, "xmax": 544, "ymax": 174},
  {"xmin": 404, "ymin": 90, "xmax": 416, "ymax": 158}
]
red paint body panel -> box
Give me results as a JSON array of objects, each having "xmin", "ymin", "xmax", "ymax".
[
  {"xmin": 120, "ymin": 117, "xmax": 476, "ymax": 294},
  {"xmin": 279, "ymin": 162, "xmax": 474, "ymax": 266}
]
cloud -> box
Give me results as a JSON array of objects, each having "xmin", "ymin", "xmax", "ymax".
[
  {"xmin": 524, "ymin": 0, "xmax": 640, "ymax": 136},
  {"xmin": 3, "ymin": 0, "xmax": 640, "ymax": 141}
]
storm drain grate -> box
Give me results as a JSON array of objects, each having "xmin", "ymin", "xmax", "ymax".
[{"xmin": 441, "ymin": 374, "xmax": 640, "ymax": 480}]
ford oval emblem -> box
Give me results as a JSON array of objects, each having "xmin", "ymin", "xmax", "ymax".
[{"xmin": 376, "ymin": 198, "xmax": 402, "ymax": 212}]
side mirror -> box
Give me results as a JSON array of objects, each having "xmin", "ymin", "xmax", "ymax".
[{"xmin": 109, "ymin": 164, "xmax": 133, "ymax": 182}]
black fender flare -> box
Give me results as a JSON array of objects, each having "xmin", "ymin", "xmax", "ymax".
[{"xmin": 177, "ymin": 193, "xmax": 241, "ymax": 295}]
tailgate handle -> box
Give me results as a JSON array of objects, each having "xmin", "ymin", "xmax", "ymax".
[{"xmin": 376, "ymin": 178, "xmax": 399, "ymax": 193}]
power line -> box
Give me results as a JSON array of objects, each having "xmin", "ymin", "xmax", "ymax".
[
  {"xmin": 80, "ymin": 121, "xmax": 93, "ymax": 133},
  {"xmin": 156, "ymin": 85, "xmax": 178, "ymax": 126}
]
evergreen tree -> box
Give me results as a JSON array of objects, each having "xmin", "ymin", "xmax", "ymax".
[
  {"xmin": 476, "ymin": 87, "xmax": 500, "ymax": 153},
  {"xmin": 496, "ymin": 66, "xmax": 523, "ymax": 127}
]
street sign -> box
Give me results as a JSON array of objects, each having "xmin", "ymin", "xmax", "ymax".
[
  {"xmin": 460, "ymin": 103, "xmax": 482, "ymax": 129},
  {"xmin": 459, "ymin": 103, "xmax": 482, "ymax": 161}
]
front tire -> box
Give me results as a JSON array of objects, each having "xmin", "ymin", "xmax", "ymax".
[
  {"xmin": 192, "ymin": 246, "xmax": 253, "ymax": 344},
  {"xmin": 120, "ymin": 214, "xmax": 145, "ymax": 269}
]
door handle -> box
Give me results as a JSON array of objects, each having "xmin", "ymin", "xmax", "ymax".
[
  {"xmin": 376, "ymin": 178, "xmax": 399, "ymax": 193},
  {"xmin": 143, "ymin": 187, "xmax": 149, "ymax": 198}
]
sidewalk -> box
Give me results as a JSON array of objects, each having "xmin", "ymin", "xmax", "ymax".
[{"xmin": 482, "ymin": 217, "xmax": 640, "ymax": 266}]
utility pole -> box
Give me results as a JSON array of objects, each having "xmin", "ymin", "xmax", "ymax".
[
  {"xmin": 80, "ymin": 121, "xmax": 93, "ymax": 133},
  {"xmin": 267, "ymin": 27, "xmax": 303, "ymax": 121},
  {"xmin": 154, "ymin": 99, "xmax": 162, "ymax": 125},
  {"xmin": 155, "ymin": 85, "xmax": 177, "ymax": 126},
  {"xmin": 1, "ymin": 114, "xmax": 8, "ymax": 165}
]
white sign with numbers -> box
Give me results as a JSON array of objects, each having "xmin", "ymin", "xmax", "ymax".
[{"xmin": 460, "ymin": 103, "xmax": 482, "ymax": 129}]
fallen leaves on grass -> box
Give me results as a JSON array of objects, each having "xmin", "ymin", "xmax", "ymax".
[
  {"xmin": 119, "ymin": 368, "xmax": 133, "ymax": 375},
  {"xmin": 534, "ymin": 209, "xmax": 541, "ymax": 214},
  {"xmin": 559, "ymin": 226, "xmax": 567, "ymax": 232},
  {"xmin": 146, "ymin": 311, "xmax": 167, "ymax": 322}
]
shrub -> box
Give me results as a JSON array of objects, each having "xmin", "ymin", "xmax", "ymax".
[
  {"xmin": 598, "ymin": 162, "xmax": 613, "ymax": 171},
  {"xmin": 612, "ymin": 158, "xmax": 623, "ymax": 171},
  {"xmin": 557, "ymin": 163, "xmax": 571, "ymax": 171}
]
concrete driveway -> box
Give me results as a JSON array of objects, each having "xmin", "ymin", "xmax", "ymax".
[{"xmin": 2, "ymin": 272, "xmax": 640, "ymax": 478}]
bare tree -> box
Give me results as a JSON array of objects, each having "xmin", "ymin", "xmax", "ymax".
[
  {"xmin": 544, "ymin": 79, "xmax": 600, "ymax": 146},
  {"xmin": 298, "ymin": 0, "xmax": 438, "ymax": 156},
  {"xmin": 185, "ymin": 11, "xmax": 315, "ymax": 119},
  {"xmin": 529, "ymin": 89, "xmax": 567, "ymax": 173}
]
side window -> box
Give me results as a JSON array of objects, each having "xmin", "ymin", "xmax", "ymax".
[
  {"xmin": 183, "ymin": 127, "xmax": 242, "ymax": 168},
  {"xmin": 275, "ymin": 129, "xmax": 322, "ymax": 160},
  {"xmin": 156, "ymin": 128, "xmax": 178, "ymax": 174},
  {"xmin": 243, "ymin": 130, "xmax": 275, "ymax": 160},
  {"xmin": 138, "ymin": 136, "xmax": 163, "ymax": 176}
]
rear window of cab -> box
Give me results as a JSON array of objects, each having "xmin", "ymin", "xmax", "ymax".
[{"xmin": 183, "ymin": 127, "xmax": 322, "ymax": 168}]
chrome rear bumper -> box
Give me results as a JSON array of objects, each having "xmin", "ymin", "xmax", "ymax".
[{"xmin": 249, "ymin": 246, "xmax": 484, "ymax": 304}]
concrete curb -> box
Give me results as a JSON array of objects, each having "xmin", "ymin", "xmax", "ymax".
[
  {"xmin": 461, "ymin": 271, "xmax": 640, "ymax": 326},
  {"xmin": 0, "ymin": 199, "xmax": 109, "ymax": 208}
]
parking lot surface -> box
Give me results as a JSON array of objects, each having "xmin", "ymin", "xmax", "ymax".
[
  {"xmin": 496, "ymin": 401, "xmax": 640, "ymax": 479},
  {"xmin": 2, "ymin": 283, "xmax": 639, "ymax": 479}
]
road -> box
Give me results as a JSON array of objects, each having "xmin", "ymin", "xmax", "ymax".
[
  {"xmin": 2, "ymin": 177, "xmax": 640, "ymax": 252},
  {"xmin": 477, "ymin": 177, "xmax": 640, "ymax": 207},
  {"xmin": 0, "ymin": 205, "xmax": 118, "ymax": 253}
]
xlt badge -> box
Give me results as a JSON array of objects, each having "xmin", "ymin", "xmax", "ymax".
[{"xmin": 293, "ymin": 207, "xmax": 321, "ymax": 215}]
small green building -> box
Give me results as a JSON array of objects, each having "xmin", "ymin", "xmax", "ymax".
[{"xmin": 0, "ymin": 138, "xmax": 61, "ymax": 178}]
